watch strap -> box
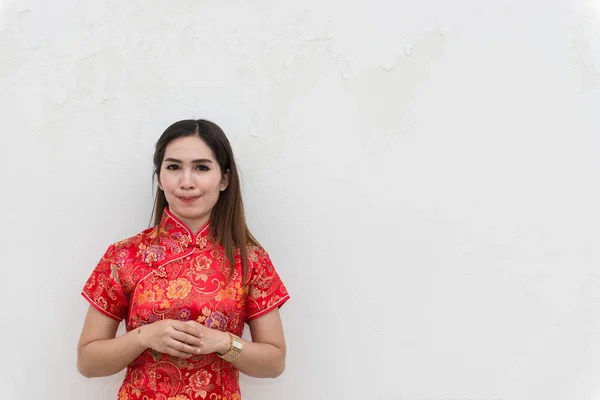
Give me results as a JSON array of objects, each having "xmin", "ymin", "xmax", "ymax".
[{"xmin": 218, "ymin": 333, "xmax": 242, "ymax": 362}]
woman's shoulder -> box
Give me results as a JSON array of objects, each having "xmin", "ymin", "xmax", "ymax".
[
  {"xmin": 108, "ymin": 226, "xmax": 160, "ymax": 254},
  {"xmin": 244, "ymin": 243, "xmax": 271, "ymax": 263}
]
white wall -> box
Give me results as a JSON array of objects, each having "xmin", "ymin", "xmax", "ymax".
[{"xmin": 1, "ymin": 0, "xmax": 599, "ymax": 399}]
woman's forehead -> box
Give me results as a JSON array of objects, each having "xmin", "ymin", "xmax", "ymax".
[{"xmin": 164, "ymin": 136, "xmax": 215, "ymax": 161}]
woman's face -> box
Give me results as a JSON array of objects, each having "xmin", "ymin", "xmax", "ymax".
[{"xmin": 158, "ymin": 136, "xmax": 228, "ymax": 232}]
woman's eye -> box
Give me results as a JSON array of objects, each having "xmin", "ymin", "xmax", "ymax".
[
  {"xmin": 166, "ymin": 164, "xmax": 179, "ymax": 170},
  {"xmin": 196, "ymin": 165, "xmax": 209, "ymax": 171}
]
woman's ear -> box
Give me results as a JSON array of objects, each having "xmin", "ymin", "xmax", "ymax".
[{"xmin": 220, "ymin": 170, "xmax": 230, "ymax": 191}]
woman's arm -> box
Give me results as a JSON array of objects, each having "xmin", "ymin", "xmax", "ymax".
[
  {"xmin": 187, "ymin": 308, "xmax": 286, "ymax": 378},
  {"xmin": 77, "ymin": 306, "xmax": 204, "ymax": 378},
  {"xmin": 231, "ymin": 308, "xmax": 287, "ymax": 378}
]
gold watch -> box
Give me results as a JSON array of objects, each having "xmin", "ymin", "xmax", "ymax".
[{"xmin": 218, "ymin": 333, "xmax": 243, "ymax": 362}]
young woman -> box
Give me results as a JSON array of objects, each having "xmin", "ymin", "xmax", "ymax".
[{"xmin": 77, "ymin": 119, "xmax": 290, "ymax": 400}]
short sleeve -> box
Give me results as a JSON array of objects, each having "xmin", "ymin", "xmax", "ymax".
[
  {"xmin": 81, "ymin": 244, "xmax": 128, "ymax": 322},
  {"xmin": 245, "ymin": 249, "xmax": 290, "ymax": 322}
]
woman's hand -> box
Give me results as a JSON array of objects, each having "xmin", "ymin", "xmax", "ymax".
[
  {"xmin": 137, "ymin": 319, "xmax": 204, "ymax": 358},
  {"xmin": 184, "ymin": 320, "xmax": 230, "ymax": 355}
]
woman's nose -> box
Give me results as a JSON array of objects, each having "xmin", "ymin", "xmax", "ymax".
[{"xmin": 180, "ymin": 170, "xmax": 195, "ymax": 189}]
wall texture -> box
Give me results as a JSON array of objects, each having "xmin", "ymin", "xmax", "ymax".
[{"xmin": 1, "ymin": 0, "xmax": 599, "ymax": 399}]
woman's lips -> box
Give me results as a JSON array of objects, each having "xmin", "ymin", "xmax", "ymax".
[{"xmin": 179, "ymin": 196, "xmax": 199, "ymax": 203}]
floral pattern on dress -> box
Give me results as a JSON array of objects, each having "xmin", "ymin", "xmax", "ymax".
[{"xmin": 81, "ymin": 208, "xmax": 290, "ymax": 400}]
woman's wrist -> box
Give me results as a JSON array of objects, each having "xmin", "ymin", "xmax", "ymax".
[
  {"xmin": 217, "ymin": 332, "xmax": 232, "ymax": 355},
  {"xmin": 131, "ymin": 325, "xmax": 148, "ymax": 350}
]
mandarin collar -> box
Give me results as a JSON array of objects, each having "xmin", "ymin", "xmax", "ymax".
[{"xmin": 159, "ymin": 208, "xmax": 213, "ymax": 252}]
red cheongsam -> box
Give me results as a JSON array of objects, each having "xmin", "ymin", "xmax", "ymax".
[{"xmin": 81, "ymin": 208, "xmax": 290, "ymax": 400}]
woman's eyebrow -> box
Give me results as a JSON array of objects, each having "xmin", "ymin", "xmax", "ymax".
[{"xmin": 164, "ymin": 158, "xmax": 214, "ymax": 164}]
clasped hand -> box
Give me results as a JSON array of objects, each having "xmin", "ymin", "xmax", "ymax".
[{"xmin": 137, "ymin": 319, "xmax": 228, "ymax": 359}]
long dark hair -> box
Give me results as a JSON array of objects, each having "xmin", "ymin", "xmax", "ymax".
[{"xmin": 151, "ymin": 119, "xmax": 260, "ymax": 281}]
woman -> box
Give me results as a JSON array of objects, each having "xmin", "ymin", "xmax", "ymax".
[{"xmin": 77, "ymin": 119, "xmax": 290, "ymax": 400}]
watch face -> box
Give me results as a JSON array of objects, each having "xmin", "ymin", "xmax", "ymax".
[{"xmin": 232, "ymin": 337, "xmax": 243, "ymax": 351}]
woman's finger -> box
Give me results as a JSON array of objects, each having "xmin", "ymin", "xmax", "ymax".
[
  {"xmin": 171, "ymin": 329, "xmax": 203, "ymax": 348},
  {"xmin": 167, "ymin": 339, "xmax": 198, "ymax": 357},
  {"xmin": 165, "ymin": 347, "xmax": 193, "ymax": 359},
  {"xmin": 172, "ymin": 320, "xmax": 203, "ymax": 338}
]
